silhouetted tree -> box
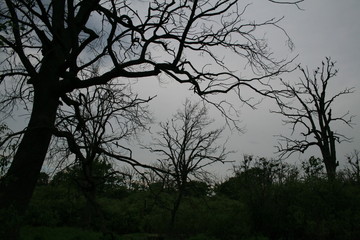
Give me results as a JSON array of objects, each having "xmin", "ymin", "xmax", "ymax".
[
  {"xmin": 51, "ymin": 83, "xmax": 153, "ymax": 168},
  {"xmin": 0, "ymin": 0, "xmax": 302, "ymax": 238},
  {"xmin": 145, "ymin": 99, "xmax": 229, "ymax": 228},
  {"xmin": 273, "ymin": 57, "xmax": 354, "ymax": 180},
  {"xmin": 301, "ymin": 156, "xmax": 325, "ymax": 180},
  {"xmin": 345, "ymin": 150, "xmax": 360, "ymax": 184},
  {"xmin": 49, "ymin": 84, "xmax": 152, "ymax": 232}
]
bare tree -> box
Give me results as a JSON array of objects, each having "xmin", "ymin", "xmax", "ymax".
[
  {"xmin": 145, "ymin": 99, "xmax": 229, "ymax": 228},
  {"xmin": 0, "ymin": 0, "xmax": 302, "ymax": 237},
  {"xmin": 273, "ymin": 57, "xmax": 354, "ymax": 180},
  {"xmin": 345, "ymin": 150, "xmax": 360, "ymax": 184},
  {"xmin": 47, "ymin": 83, "xmax": 153, "ymax": 233},
  {"xmin": 52, "ymin": 83, "xmax": 153, "ymax": 168}
]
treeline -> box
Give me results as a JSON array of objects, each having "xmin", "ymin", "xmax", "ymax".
[{"xmin": 17, "ymin": 154, "xmax": 360, "ymax": 240}]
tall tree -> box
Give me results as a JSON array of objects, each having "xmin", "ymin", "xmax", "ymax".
[
  {"xmin": 145, "ymin": 99, "xmax": 229, "ymax": 228},
  {"xmin": 273, "ymin": 57, "xmax": 354, "ymax": 180},
  {"xmin": 0, "ymin": 0, "xmax": 301, "ymax": 236}
]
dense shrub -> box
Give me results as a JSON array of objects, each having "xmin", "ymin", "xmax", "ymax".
[{"xmin": 22, "ymin": 157, "xmax": 360, "ymax": 240}]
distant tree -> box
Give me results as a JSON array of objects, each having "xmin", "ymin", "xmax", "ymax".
[
  {"xmin": 217, "ymin": 154, "xmax": 301, "ymax": 237},
  {"xmin": 232, "ymin": 155, "xmax": 299, "ymax": 185},
  {"xmin": 36, "ymin": 172, "xmax": 50, "ymax": 186},
  {"xmin": 0, "ymin": 0, "xmax": 302, "ymax": 238},
  {"xmin": 345, "ymin": 149, "xmax": 360, "ymax": 184},
  {"xmin": 273, "ymin": 57, "xmax": 354, "ymax": 180},
  {"xmin": 145, "ymin": 99, "xmax": 229, "ymax": 228},
  {"xmin": 219, "ymin": 155, "xmax": 299, "ymax": 201},
  {"xmin": 301, "ymin": 156, "xmax": 325, "ymax": 180}
]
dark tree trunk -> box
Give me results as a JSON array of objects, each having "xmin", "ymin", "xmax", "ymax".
[
  {"xmin": 1, "ymin": 90, "xmax": 58, "ymax": 207},
  {"xmin": 0, "ymin": 70, "xmax": 60, "ymax": 239},
  {"xmin": 322, "ymin": 131, "xmax": 338, "ymax": 181},
  {"xmin": 170, "ymin": 190, "xmax": 183, "ymax": 229},
  {"xmin": 81, "ymin": 161, "xmax": 107, "ymax": 233},
  {"xmin": 324, "ymin": 155, "xmax": 337, "ymax": 181},
  {"xmin": 82, "ymin": 185, "xmax": 107, "ymax": 233},
  {"xmin": 170, "ymin": 180, "xmax": 187, "ymax": 231}
]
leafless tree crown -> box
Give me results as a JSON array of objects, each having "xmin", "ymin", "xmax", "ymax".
[{"xmin": 272, "ymin": 57, "xmax": 354, "ymax": 179}]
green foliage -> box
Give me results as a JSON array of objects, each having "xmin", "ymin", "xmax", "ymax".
[
  {"xmin": 18, "ymin": 154, "xmax": 360, "ymax": 240},
  {"xmin": 215, "ymin": 155, "xmax": 360, "ymax": 240},
  {"xmin": 184, "ymin": 181, "xmax": 210, "ymax": 197},
  {"xmin": 302, "ymin": 156, "xmax": 325, "ymax": 179},
  {"xmin": 27, "ymin": 183, "xmax": 85, "ymax": 227},
  {"xmin": 37, "ymin": 172, "xmax": 50, "ymax": 186},
  {"xmin": 51, "ymin": 158, "xmax": 120, "ymax": 193},
  {"xmin": 100, "ymin": 194, "xmax": 147, "ymax": 234},
  {"xmin": 0, "ymin": 206, "xmax": 24, "ymax": 239}
]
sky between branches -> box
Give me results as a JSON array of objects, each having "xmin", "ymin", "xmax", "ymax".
[
  {"xmin": 128, "ymin": 0, "xmax": 360, "ymax": 176},
  {"xmin": 3, "ymin": 0, "xmax": 360, "ymax": 177}
]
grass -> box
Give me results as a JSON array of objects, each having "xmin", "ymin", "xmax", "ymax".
[
  {"xmin": 20, "ymin": 226, "xmax": 105, "ymax": 240},
  {"xmin": 20, "ymin": 226, "xmax": 161, "ymax": 240},
  {"xmin": 20, "ymin": 226, "xmax": 220, "ymax": 240}
]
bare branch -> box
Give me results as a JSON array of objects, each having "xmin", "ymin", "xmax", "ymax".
[{"xmin": 272, "ymin": 57, "xmax": 355, "ymax": 179}]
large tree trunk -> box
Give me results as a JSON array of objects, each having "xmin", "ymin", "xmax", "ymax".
[
  {"xmin": 324, "ymin": 155, "xmax": 337, "ymax": 181},
  {"xmin": 322, "ymin": 131, "xmax": 338, "ymax": 181},
  {"xmin": 0, "ymin": 74, "xmax": 59, "ymax": 239}
]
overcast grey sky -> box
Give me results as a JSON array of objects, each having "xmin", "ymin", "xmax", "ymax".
[
  {"xmin": 128, "ymin": 0, "xmax": 360, "ymax": 176},
  {"xmin": 3, "ymin": 0, "xmax": 359, "ymax": 177},
  {"xmin": 233, "ymin": 0, "xmax": 360, "ymax": 166}
]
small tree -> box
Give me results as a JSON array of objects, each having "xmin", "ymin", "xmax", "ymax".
[
  {"xmin": 345, "ymin": 150, "xmax": 360, "ymax": 184},
  {"xmin": 301, "ymin": 156, "xmax": 325, "ymax": 180},
  {"xmin": 145, "ymin": 99, "xmax": 229, "ymax": 228},
  {"xmin": 273, "ymin": 57, "xmax": 354, "ymax": 180}
]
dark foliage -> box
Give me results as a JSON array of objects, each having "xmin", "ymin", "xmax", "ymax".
[{"xmin": 20, "ymin": 155, "xmax": 360, "ymax": 240}]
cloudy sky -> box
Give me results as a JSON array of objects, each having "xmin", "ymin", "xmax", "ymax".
[
  {"xmin": 128, "ymin": 0, "xmax": 360, "ymax": 176},
  {"xmin": 3, "ymin": 0, "xmax": 359, "ymax": 177}
]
